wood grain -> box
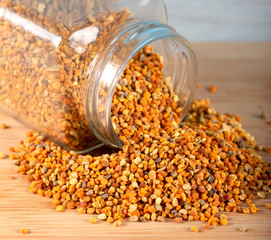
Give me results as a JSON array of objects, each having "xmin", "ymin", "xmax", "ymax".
[{"xmin": 0, "ymin": 43, "xmax": 271, "ymax": 240}]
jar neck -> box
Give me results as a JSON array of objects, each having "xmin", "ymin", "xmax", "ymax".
[{"xmin": 85, "ymin": 20, "xmax": 197, "ymax": 149}]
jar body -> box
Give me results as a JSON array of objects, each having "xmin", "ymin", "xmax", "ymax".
[{"xmin": 0, "ymin": 0, "xmax": 197, "ymax": 153}]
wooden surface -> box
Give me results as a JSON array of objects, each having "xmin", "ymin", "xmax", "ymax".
[
  {"xmin": 165, "ymin": 0, "xmax": 271, "ymax": 41},
  {"xmin": 0, "ymin": 43, "xmax": 271, "ymax": 240}
]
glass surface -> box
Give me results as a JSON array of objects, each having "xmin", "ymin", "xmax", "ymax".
[{"xmin": 0, "ymin": 0, "xmax": 196, "ymax": 153}]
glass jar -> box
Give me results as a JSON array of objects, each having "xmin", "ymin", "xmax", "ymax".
[{"xmin": 0, "ymin": 0, "xmax": 197, "ymax": 153}]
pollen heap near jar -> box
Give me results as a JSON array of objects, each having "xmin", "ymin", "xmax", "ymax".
[{"xmin": 0, "ymin": 0, "xmax": 197, "ymax": 153}]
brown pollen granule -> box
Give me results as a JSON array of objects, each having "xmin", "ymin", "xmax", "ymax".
[{"xmin": 10, "ymin": 47, "xmax": 271, "ymax": 227}]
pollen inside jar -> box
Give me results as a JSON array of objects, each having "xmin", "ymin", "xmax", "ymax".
[
  {"xmin": 111, "ymin": 46, "xmax": 183, "ymax": 148},
  {"xmin": 0, "ymin": 0, "xmax": 130, "ymax": 152}
]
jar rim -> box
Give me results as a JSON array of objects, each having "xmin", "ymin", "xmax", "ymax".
[{"xmin": 85, "ymin": 20, "xmax": 197, "ymax": 150}]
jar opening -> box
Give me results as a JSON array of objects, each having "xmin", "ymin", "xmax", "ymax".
[{"xmin": 85, "ymin": 20, "xmax": 197, "ymax": 150}]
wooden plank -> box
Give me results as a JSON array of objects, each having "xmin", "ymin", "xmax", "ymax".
[{"xmin": 0, "ymin": 43, "xmax": 271, "ymax": 239}]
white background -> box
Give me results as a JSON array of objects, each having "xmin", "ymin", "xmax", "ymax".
[{"xmin": 164, "ymin": 0, "xmax": 271, "ymax": 42}]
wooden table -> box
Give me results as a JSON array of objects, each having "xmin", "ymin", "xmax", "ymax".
[{"xmin": 0, "ymin": 43, "xmax": 271, "ymax": 240}]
